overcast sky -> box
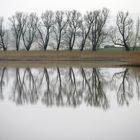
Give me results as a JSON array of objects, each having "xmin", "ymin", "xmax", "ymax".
[{"xmin": 0, "ymin": 0, "xmax": 140, "ymax": 18}]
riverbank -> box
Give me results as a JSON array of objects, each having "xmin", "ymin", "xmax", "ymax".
[{"xmin": 0, "ymin": 50, "xmax": 140, "ymax": 67}]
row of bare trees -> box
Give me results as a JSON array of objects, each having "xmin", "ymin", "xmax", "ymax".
[{"xmin": 0, "ymin": 9, "xmax": 140, "ymax": 51}]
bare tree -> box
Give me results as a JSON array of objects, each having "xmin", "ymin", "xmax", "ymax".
[
  {"xmin": 0, "ymin": 17, "xmax": 8, "ymax": 51},
  {"xmin": 110, "ymin": 12, "xmax": 133, "ymax": 51},
  {"xmin": 80, "ymin": 11, "xmax": 95, "ymax": 51},
  {"xmin": 53, "ymin": 11, "xmax": 69, "ymax": 51},
  {"xmin": 89, "ymin": 8, "xmax": 109, "ymax": 51},
  {"xmin": 133, "ymin": 18, "xmax": 140, "ymax": 50},
  {"xmin": 66, "ymin": 10, "xmax": 82, "ymax": 50},
  {"xmin": 9, "ymin": 12, "xmax": 27, "ymax": 51},
  {"xmin": 22, "ymin": 13, "xmax": 39, "ymax": 51},
  {"xmin": 37, "ymin": 11, "xmax": 54, "ymax": 50}
]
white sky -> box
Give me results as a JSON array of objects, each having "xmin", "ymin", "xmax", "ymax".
[{"xmin": 0, "ymin": 0, "xmax": 140, "ymax": 18}]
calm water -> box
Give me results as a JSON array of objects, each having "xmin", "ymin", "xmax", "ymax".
[{"xmin": 0, "ymin": 67, "xmax": 140, "ymax": 140}]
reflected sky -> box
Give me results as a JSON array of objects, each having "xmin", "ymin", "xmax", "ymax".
[{"xmin": 0, "ymin": 67, "xmax": 140, "ymax": 140}]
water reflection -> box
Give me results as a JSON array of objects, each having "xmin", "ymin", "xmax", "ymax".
[{"xmin": 0, "ymin": 67, "xmax": 140, "ymax": 109}]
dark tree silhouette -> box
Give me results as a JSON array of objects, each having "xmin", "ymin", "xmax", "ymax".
[
  {"xmin": 0, "ymin": 17, "xmax": 8, "ymax": 51},
  {"xmin": 9, "ymin": 12, "xmax": 27, "ymax": 51},
  {"xmin": 66, "ymin": 10, "xmax": 82, "ymax": 50},
  {"xmin": 80, "ymin": 12, "xmax": 95, "ymax": 51},
  {"xmin": 37, "ymin": 11, "xmax": 54, "ymax": 50},
  {"xmin": 0, "ymin": 9, "xmax": 139, "ymax": 51},
  {"xmin": 89, "ymin": 8, "xmax": 109, "ymax": 51},
  {"xmin": 110, "ymin": 12, "xmax": 133, "ymax": 51},
  {"xmin": 133, "ymin": 18, "xmax": 140, "ymax": 50},
  {"xmin": 53, "ymin": 11, "xmax": 69, "ymax": 51},
  {"xmin": 22, "ymin": 13, "xmax": 39, "ymax": 51}
]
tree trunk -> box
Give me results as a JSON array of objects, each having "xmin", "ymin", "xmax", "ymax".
[
  {"xmin": 80, "ymin": 41, "xmax": 85, "ymax": 51},
  {"xmin": 125, "ymin": 45, "xmax": 130, "ymax": 51},
  {"xmin": 44, "ymin": 40, "xmax": 49, "ymax": 51},
  {"xmin": 69, "ymin": 46, "xmax": 73, "ymax": 51},
  {"xmin": 57, "ymin": 33, "xmax": 61, "ymax": 51},
  {"xmin": 92, "ymin": 46, "xmax": 96, "ymax": 51},
  {"xmin": 57, "ymin": 42, "xmax": 60, "ymax": 51},
  {"xmin": 3, "ymin": 47, "xmax": 7, "ymax": 51}
]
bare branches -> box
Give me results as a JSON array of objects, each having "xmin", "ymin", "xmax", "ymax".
[
  {"xmin": 0, "ymin": 17, "xmax": 8, "ymax": 51},
  {"xmin": 37, "ymin": 10, "xmax": 54, "ymax": 50},
  {"xmin": 80, "ymin": 11, "xmax": 95, "ymax": 51},
  {"xmin": 133, "ymin": 18, "xmax": 140, "ymax": 50},
  {"xmin": 0, "ymin": 9, "xmax": 139, "ymax": 51},
  {"xmin": 54, "ymin": 11, "xmax": 69, "ymax": 51},
  {"xmin": 9, "ymin": 12, "xmax": 27, "ymax": 51},
  {"xmin": 89, "ymin": 8, "xmax": 109, "ymax": 51},
  {"xmin": 66, "ymin": 10, "xmax": 82, "ymax": 50},
  {"xmin": 115, "ymin": 11, "xmax": 133, "ymax": 51},
  {"xmin": 22, "ymin": 13, "xmax": 39, "ymax": 51}
]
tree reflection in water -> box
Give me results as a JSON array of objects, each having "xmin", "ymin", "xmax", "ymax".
[
  {"xmin": 111, "ymin": 68, "xmax": 134, "ymax": 106},
  {"xmin": 39, "ymin": 68, "xmax": 54, "ymax": 106},
  {"xmin": 135, "ymin": 72, "xmax": 140, "ymax": 99},
  {"xmin": 66, "ymin": 67, "xmax": 82, "ymax": 107},
  {"xmin": 0, "ymin": 67, "xmax": 139, "ymax": 109},
  {"xmin": 12, "ymin": 68, "xmax": 38, "ymax": 104},
  {"xmin": 81, "ymin": 68, "xmax": 109, "ymax": 109},
  {"xmin": 0, "ymin": 67, "xmax": 7, "ymax": 99}
]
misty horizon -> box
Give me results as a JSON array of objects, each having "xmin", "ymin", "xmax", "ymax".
[{"xmin": 0, "ymin": 0, "xmax": 140, "ymax": 18}]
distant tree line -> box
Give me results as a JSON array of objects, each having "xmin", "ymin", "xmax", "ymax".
[{"xmin": 0, "ymin": 8, "xmax": 140, "ymax": 51}]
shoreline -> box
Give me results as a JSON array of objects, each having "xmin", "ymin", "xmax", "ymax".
[{"xmin": 0, "ymin": 50, "xmax": 140, "ymax": 67}]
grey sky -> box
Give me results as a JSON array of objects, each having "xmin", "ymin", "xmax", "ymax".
[{"xmin": 0, "ymin": 0, "xmax": 140, "ymax": 18}]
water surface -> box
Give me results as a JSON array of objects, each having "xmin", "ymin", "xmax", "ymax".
[{"xmin": 0, "ymin": 67, "xmax": 140, "ymax": 140}]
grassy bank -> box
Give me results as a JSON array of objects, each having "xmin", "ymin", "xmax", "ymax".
[{"xmin": 0, "ymin": 50, "xmax": 140, "ymax": 67}]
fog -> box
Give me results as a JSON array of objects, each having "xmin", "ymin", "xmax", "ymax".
[{"xmin": 0, "ymin": 0, "xmax": 140, "ymax": 18}]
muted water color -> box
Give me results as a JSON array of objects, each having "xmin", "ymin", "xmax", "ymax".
[{"xmin": 0, "ymin": 67, "xmax": 140, "ymax": 140}]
